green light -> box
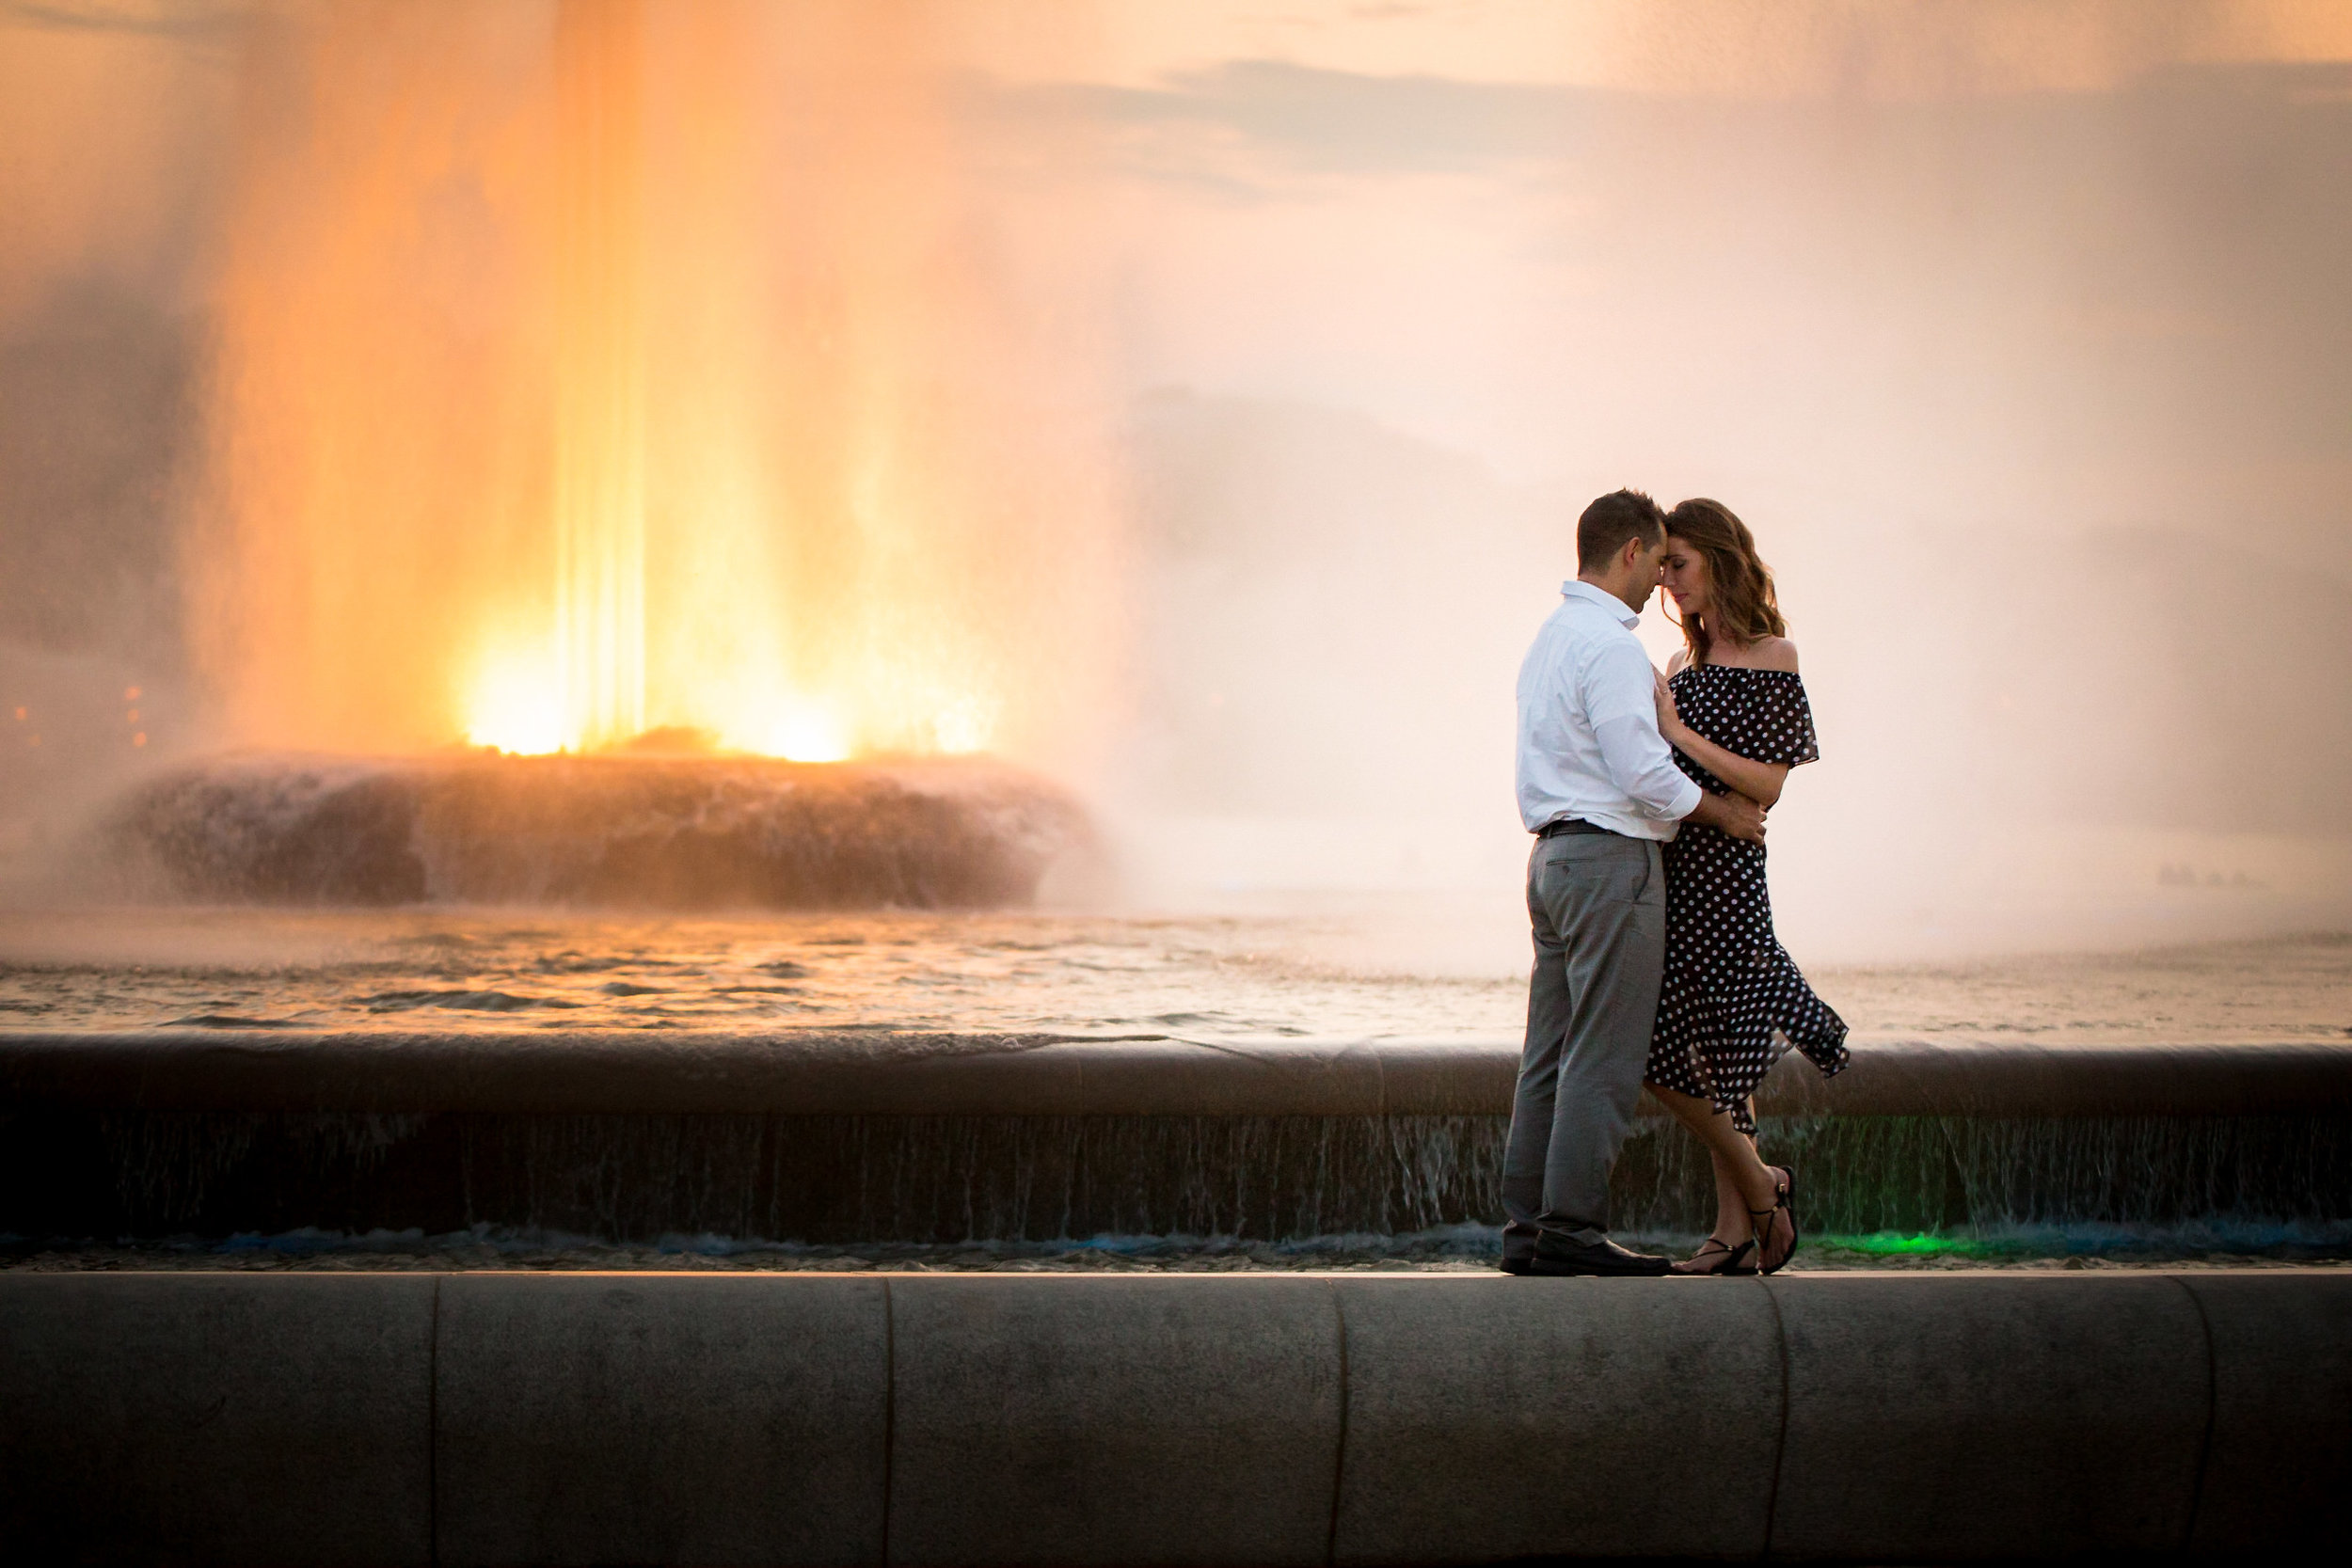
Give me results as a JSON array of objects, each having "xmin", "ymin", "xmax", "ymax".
[{"xmin": 1823, "ymin": 1231, "xmax": 1988, "ymax": 1257}]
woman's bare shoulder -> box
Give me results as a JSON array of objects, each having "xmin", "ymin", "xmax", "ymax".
[
  {"xmin": 1666, "ymin": 647, "xmax": 1691, "ymax": 675},
  {"xmin": 1749, "ymin": 636, "xmax": 1800, "ymax": 673}
]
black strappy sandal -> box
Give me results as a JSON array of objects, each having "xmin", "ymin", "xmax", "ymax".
[
  {"xmin": 1750, "ymin": 1164, "xmax": 1801, "ymax": 1275},
  {"xmin": 1670, "ymin": 1236, "xmax": 1757, "ymax": 1276},
  {"xmin": 1748, "ymin": 1203, "xmax": 1793, "ymax": 1275}
]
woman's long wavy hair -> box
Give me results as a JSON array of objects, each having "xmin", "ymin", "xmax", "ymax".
[{"xmin": 1665, "ymin": 498, "xmax": 1786, "ymax": 666}]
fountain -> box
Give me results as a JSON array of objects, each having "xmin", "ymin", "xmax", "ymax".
[
  {"xmin": 147, "ymin": 0, "xmax": 1114, "ymax": 911},
  {"xmin": 6, "ymin": 8, "xmax": 2350, "ymax": 1564}
]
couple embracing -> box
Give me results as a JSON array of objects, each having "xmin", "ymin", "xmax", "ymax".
[{"xmin": 1502, "ymin": 488, "xmax": 1848, "ymax": 1278}]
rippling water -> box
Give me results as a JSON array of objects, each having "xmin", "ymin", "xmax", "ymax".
[{"xmin": 2, "ymin": 906, "xmax": 2346, "ymax": 1040}]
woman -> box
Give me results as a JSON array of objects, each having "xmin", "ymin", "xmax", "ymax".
[{"xmin": 1644, "ymin": 498, "xmax": 1849, "ymax": 1275}]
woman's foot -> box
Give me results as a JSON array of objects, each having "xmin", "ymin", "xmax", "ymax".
[
  {"xmin": 1670, "ymin": 1236, "xmax": 1757, "ymax": 1275},
  {"xmin": 1750, "ymin": 1179, "xmax": 1800, "ymax": 1275}
]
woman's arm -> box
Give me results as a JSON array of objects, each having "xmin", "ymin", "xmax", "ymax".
[
  {"xmin": 1676, "ymin": 729, "xmax": 1790, "ymax": 809},
  {"xmin": 1653, "ymin": 669, "xmax": 1791, "ymax": 808}
]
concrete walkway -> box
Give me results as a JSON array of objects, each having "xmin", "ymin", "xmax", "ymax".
[{"xmin": 3, "ymin": 1269, "xmax": 2343, "ymax": 1564}]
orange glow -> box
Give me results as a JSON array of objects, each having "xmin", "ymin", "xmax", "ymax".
[
  {"xmin": 463, "ymin": 644, "xmax": 566, "ymax": 756},
  {"xmin": 726, "ymin": 699, "xmax": 851, "ymax": 766},
  {"xmin": 192, "ymin": 1, "xmax": 1117, "ymax": 769},
  {"xmin": 553, "ymin": 0, "xmax": 647, "ymax": 751}
]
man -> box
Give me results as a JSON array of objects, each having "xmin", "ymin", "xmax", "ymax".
[{"xmin": 1502, "ymin": 488, "xmax": 1767, "ymax": 1277}]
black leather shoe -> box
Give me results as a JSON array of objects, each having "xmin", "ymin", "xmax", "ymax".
[
  {"xmin": 1498, "ymin": 1252, "xmax": 1534, "ymax": 1276},
  {"xmin": 1527, "ymin": 1235, "xmax": 1673, "ymax": 1277}
]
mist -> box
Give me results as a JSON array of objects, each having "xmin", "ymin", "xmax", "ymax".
[
  {"xmin": 4, "ymin": 1, "xmax": 2349, "ymax": 961},
  {"xmin": 1008, "ymin": 6, "xmax": 2352, "ymax": 959}
]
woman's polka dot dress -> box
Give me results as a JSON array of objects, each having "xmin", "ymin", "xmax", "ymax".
[{"xmin": 1645, "ymin": 664, "xmax": 1849, "ymax": 1133}]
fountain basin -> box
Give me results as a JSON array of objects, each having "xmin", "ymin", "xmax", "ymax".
[
  {"xmin": 6, "ymin": 1032, "xmax": 2347, "ymax": 1117},
  {"xmin": 103, "ymin": 752, "xmax": 1094, "ymax": 909}
]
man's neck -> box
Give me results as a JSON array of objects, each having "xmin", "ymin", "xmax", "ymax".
[{"xmin": 1576, "ymin": 571, "xmax": 1644, "ymax": 614}]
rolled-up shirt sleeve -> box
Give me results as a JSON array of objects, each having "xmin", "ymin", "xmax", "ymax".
[{"xmin": 1581, "ymin": 640, "xmax": 1703, "ymax": 822}]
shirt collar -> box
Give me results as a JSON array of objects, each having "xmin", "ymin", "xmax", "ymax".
[{"xmin": 1561, "ymin": 578, "xmax": 1641, "ymax": 628}]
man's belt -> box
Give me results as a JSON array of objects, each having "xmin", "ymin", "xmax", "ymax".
[{"xmin": 1536, "ymin": 817, "xmax": 1613, "ymax": 838}]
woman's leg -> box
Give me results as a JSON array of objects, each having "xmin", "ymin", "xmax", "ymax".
[
  {"xmin": 1708, "ymin": 1139, "xmax": 1749, "ymax": 1243},
  {"xmin": 1652, "ymin": 1084, "xmax": 1779, "ymax": 1235}
]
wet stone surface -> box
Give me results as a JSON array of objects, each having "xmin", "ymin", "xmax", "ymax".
[{"xmin": 8, "ymin": 1229, "xmax": 2348, "ymax": 1275}]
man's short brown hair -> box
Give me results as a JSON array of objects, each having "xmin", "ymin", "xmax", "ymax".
[{"xmin": 1576, "ymin": 488, "xmax": 1665, "ymax": 572}]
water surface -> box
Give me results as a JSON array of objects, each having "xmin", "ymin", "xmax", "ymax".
[{"xmin": 2, "ymin": 908, "xmax": 2346, "ymax": 1041}]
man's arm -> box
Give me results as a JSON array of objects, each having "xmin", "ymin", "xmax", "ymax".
[
  {"xmin": 1589, "ymin": 713, "xmax": 1703, "ymax": 821},
  {"xmin": 1585, "ymin": 641, "xmax": 1766, "ymax": 842},
  {"xmin": 1582, "ymin": 640, "xmax": 1702, "ymax": 822},
  {"xmin": 1687, "ymin": 787, "xmax": 1767, "ymax": 843}
]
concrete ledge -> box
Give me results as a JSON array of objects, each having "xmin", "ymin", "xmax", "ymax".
[
  {"xmin": 1771, "ymin": 1275, "xmax": 2210, "ymax": 1560},
  {"xmin": 2182, "ymin": 1272, "xmax": 2352, "ymax": 1555},
  {"xmin": 1331, "ymin": 1276, "xmax": 1781, "ymax": 1564},
  {"xmin": 0, "ymin": 1274, "xmax": 434, "ymax": 1566},
  {"xmin": 887, "ymin": 1276, "xmax": 1343, "ymax": 1565},
  {"xmin": 436, "ymin": 1275, "xmax": 888, "ymax": 1566},
  {"xmin": 1762, "ymin": 1040, "xmax": 2352, "ymax": 1118},
  {"xmin": 2, "ymin": 1271, "xmax": 2344, "ymax": 1564},
  {"xmin": 5, "ymin": 1032, "xmax": 2347, "ymax": 1117}
]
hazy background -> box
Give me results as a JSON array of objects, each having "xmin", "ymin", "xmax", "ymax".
[{"xmin": 5, "ymin": 0, "xmax": 2351, "ymax": 963}]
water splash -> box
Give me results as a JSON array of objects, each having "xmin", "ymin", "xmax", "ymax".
[
  {"xmin": 9, "ymin": 1108, "xmax": 2345, "ymax": 1251},
  {"xmin": 103, "ymin": 752, "xmax": 1093, "ymax": 909},
  {"xmin": 193, "ymin": 1, "xmax": 1117, "ymax": 767}
]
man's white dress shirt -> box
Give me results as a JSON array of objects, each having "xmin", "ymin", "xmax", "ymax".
[{"xmin": 1515, "ymin": 579, "xmax": 1703, "ymax": 839}]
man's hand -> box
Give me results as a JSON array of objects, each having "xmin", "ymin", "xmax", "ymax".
[{"xmin": 1690, "ymin": 789, "xmax": 1767, "ymax": 844}]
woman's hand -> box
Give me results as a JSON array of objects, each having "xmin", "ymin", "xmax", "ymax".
[
  {"xmin": 1653, "ymin": 667, "xmax": 1688, "ymax": 743},
  {"xmin": 1653, "ymin": 663, "xmax": 1794, "ymax": 810}
]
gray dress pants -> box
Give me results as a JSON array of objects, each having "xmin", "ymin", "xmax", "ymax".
[{"xmin": 1502, "ymin": 829, "xmax": 1666, "ymax": 1248}]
